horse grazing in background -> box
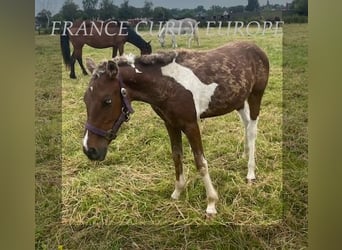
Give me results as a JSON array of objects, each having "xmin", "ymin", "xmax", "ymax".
[
  {"xmin": 60, "ymin": 20, "xmax": 152, "ymax": 79},
  {"xmin": 158, "ymin": 18, "xmax": 199, "ymax": 48},
  {"xmin": 82, "ymin": 41, "xmax": 269, "ymax": 216}
]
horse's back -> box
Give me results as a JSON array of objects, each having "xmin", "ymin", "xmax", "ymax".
[
  {"xmin": 175, "ymin": 41, "xmax": 269, "ymax": 117},
  {"xmin": 178, "ymin": 41, "xmax": 269, "ymax": 88}
]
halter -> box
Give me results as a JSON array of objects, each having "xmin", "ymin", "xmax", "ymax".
[{"xmin": 85, "ymin": 74, "xmax": 134, "ymax": 141}]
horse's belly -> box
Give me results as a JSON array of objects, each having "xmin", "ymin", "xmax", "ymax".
[{"xmin": 199, "ymin": 85, "xmax": 251, "ymax": 118}]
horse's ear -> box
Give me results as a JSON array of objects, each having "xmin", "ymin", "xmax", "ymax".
[
  {"xmin": 86, "ymin": 58, "xmax": 96, "ymax": 74},
  {"xmin": 106, "ymin": 60, "xmax": 118, "ymax": 78}
]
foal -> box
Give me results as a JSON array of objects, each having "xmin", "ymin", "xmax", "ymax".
[{"xmin": 82, "ymin": 41, "xmax": 269, "ymax": 215}]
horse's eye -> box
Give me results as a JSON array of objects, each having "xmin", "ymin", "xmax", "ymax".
[{"xmin": 103, "ymin": 98, "xmax": 112, "ymax": 105}]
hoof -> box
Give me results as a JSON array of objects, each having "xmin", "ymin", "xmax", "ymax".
[
  {"xmin": 204, "ymin": 212, "xmax": 216, "ymax": 220},
  {"xmin": 246, "ymin": 178, "xmax": 257, "ymax": 185},
  {"xmin": 171, "ymin": 189, "xmax": 181, "ymax": 200},
  {"xmin": 83, "ymin": 71, "xmax": 88, "ymax": 76},
  {"xmin": 171, "ymin": 193, "xmax": 179, "ymax": 200},
  {"xmin": 70, "ymin": 75, "xmax": 76, "ymax": 79}
]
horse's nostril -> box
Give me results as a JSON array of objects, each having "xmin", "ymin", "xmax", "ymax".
[
  {"xmin": 88, "ymin": 147, "xmax": 97, "ymax": 155},
  {"xmin": 83, "ymin": 147, "xmax": 98, "ymax": 160}
]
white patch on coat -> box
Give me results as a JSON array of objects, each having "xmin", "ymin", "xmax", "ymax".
[
  {"xmin": 161, "ymin": 61, "xmax": 218, "ymax": 118},
  {"xmin": 83, "ymin": 130, "xmax": 89, "ymax": 151}
]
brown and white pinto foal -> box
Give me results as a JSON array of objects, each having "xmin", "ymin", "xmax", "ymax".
[{"xmin": 82, "ymin": 41, "xmax": 269, "ymax": 215}]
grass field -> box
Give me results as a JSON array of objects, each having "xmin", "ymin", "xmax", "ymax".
[{"xmin": 35, "ymin": 24, "xmax": 307, "ymax": 248}]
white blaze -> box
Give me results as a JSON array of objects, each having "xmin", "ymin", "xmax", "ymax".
[
  {"xmin": 83, "ymin": 130, "xmax": 89, "ymax": 150},
  {"xmin": 161, "ymin": 61, "xmax": 218, "ymax": 118}
]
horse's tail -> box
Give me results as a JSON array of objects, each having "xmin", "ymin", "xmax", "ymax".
[{"xmin": 60, "ymin": 31, "xmax": 71, "ymax": 69}]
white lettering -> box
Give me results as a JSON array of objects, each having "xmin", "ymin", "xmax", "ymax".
[
  {"xmin": 135, "ymin": 20, "xmax": 148, "ymax": 36},
  {"xmin": 234, "ymin": 21, "xmax": 245, "ymax": 36},
  {"xmin": 104, "ymin": 21, "xmax": 118, "ymax": 36},
  {"xmin": 90, "ymin": 21, "xmax": 104, "ymax": 36},
  {"xmin": 206, "ymin": 21, "xmax": 216, "ymax": 35},
  {"xmin": 119, "ymin": 21, "xmax": 129, "ymax": 36},
  {"xmin": 246, "ymin": 21, "xmax": 261, "ymax": 36},
  {"xmin": 274, "ymin": 21, "xmax": 284, "ymax": 35},
  {"xmin": 75, "ymin": 21, "xmax": 87, "ymax": 36},
  {"xmin": 263, "ymin": 21, "xmax": 273, "ymax": 35},
  {"xmin": 50, "ymin": 21, "xmax": 61, "ymax": 35},
  {"xmin": 62, "ymin": 21, "xmax": 73, "ymax": 36}
]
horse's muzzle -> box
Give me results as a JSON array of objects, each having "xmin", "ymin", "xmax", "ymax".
[{"xmin": 83, "ymin": 146, "xmax": 107, "ymax": 161}]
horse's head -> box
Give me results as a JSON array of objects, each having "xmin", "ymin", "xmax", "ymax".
[
  {"xmin": 141, "ymin": 40, "xmax": 152, "ymax": 55},
  {"xmin": 82, "ymin": 58, "xmax": 133, "ymax": 161}
]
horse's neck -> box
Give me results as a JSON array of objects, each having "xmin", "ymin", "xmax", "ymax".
[
  {"xmin": 122, "ymin": 66, "xmax": 168, "ymax": 106},
  {"xmin": 127, "ymin": 29, "xmax": 145, "ymax": 49}
]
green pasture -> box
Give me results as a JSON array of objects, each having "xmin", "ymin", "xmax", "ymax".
[{"xmin": 35, "ymin": 24, "xmax": 307, "ymax": 248}]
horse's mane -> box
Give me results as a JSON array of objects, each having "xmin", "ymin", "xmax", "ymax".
[
  {"xmin": 113, "ymin": 51, "xmax": 179, "ymax": 66},
  {"xmin": 137, "ymin": 51, "xmax": 178, "ymax": 65}
]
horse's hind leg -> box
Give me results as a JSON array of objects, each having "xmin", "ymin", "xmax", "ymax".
[
  {"xmin": 238, "ymin": 101, "xmax": 250, "ymax": 159},
  {"xmin": 77, "ymin": 57, "xmax": 88, "ymax": 76},
  {"xmin": 73, "ymin": 46, "xmax": 88, "ymax": 76},
  {"xmin": 240, "ymin": 90, "xmax": 264, "ymax": 182},
  {"xmin": 70, "ymin": 51, "xmax": 77, "ymax": 79}
]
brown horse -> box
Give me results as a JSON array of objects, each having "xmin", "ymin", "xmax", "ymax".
[
  {"xmin": 60, "ymin": 20, "xmax": 152, "ymax": 79},
  {"xmin": 82, "ymin": 41, "xmax": 269, "ymax": 216}
]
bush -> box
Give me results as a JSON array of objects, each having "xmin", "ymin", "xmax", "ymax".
[{"xmin": 283, "ymin": 14, "xmax": 308, "ymax": 24}]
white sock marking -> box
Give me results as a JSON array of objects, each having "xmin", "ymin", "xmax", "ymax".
[
  {"xmin": 246, "ymin": 119, "xmax": 258, "ymax": 180},
  {"xmin": 200, "ymin": 156, "xmax": 218, "ymax": 214},
  {"xmin": 161, "ymin": 61, "xmax": 218, "ymax": 118},
  {"xmin": 238, "ymin": 101, "xmax": 250, "ymax": 157},
  {"xmin": 171, "ymin": 174, "xmax": 185, "ymax": 200}
]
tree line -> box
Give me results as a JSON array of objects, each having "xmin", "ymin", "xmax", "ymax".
[{"xmin": 35, "ymin": 0, "xmax": 308, "ymax": 30}]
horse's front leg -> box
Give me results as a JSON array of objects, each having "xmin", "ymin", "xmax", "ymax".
[
  {"xmin": 188, "ymin": 35, "xmax": 193, "ymax": 48},
  {"xmin": 171, "ymin": 34, "xmax": 177, "ymax": 48},
  {"xmin": 112, "ymin": 46, "xmax": 118, "ymax": 58},
  {"xmin": 164, "ymin": 123, "xmax": 185, "ymax": 200},
  {"xmin": 183, "ymin": 122, "xmax": 218, "ymax": 215},
  {"xmin": 118, "ymin": 44, "xmax": 124, "ymax": 56}
]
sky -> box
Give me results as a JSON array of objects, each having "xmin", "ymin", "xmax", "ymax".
[{"xmin": 35, "ymin": 0, "xmax": 290, "ymax": 15}]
